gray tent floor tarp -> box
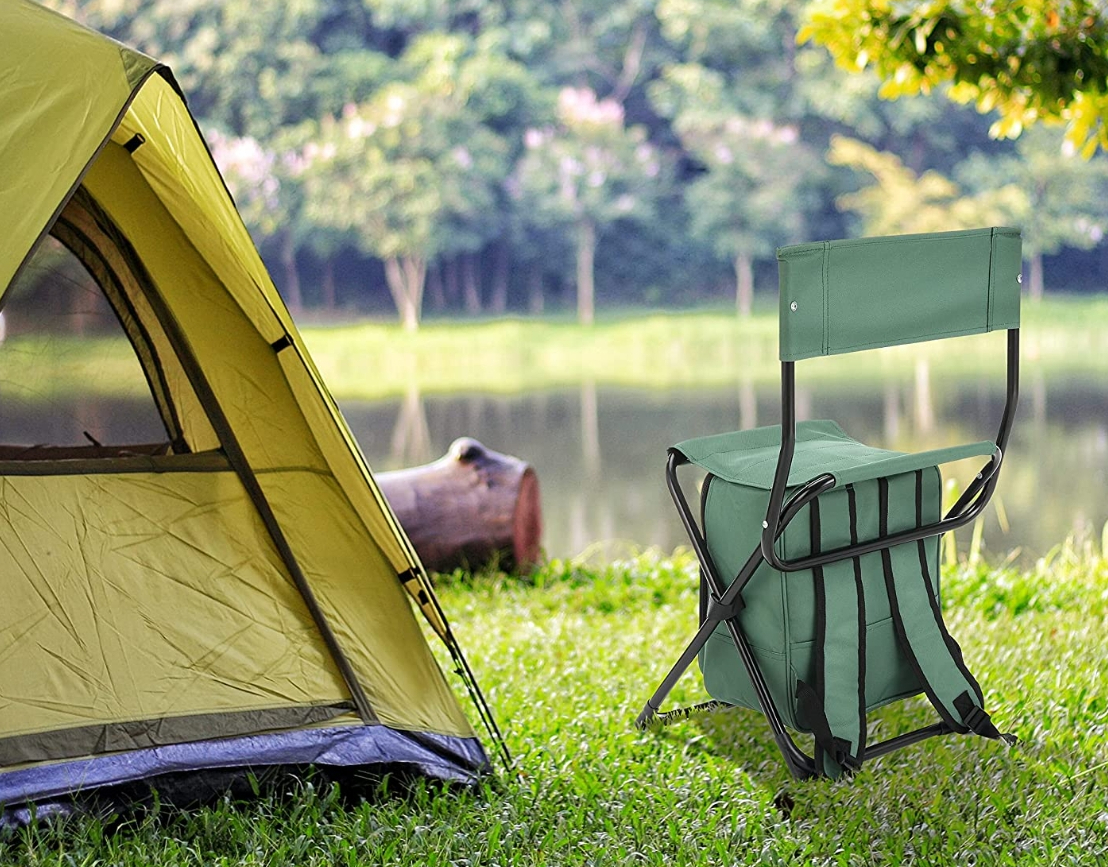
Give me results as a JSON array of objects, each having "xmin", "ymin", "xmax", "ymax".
[{"xmin": 0, "ymin": 725, "xmax": 486, "ymax": 828}]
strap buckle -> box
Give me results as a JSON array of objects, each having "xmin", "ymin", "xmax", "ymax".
[
  {"xmin": 961, "ymin": 704, "xmax": 989, "ymax": 734},
  {"xmin": 954, "ymin": 691, "xmax": 1018, "ymax": 745},
  {"xmin": 832, "ymin": 738, "xmax": 863, "ymax": 774}
]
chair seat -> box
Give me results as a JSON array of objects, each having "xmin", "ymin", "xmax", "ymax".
[{"xmin": 674, "ymin": 420, "xmax": 997, "ymax": 491}]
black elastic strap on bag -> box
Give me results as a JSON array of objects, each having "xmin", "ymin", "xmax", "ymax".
[
  {"xmin": 795, "ymin": 497, "xmax": 865, "ymax": 777},
  {"xmin": 879, "ymin": 476, "xmax": 964, "ymax": 732},
  {"xmin": 953, "ymin": 691, "xmax": 1016, "ymax": 744},
  {"xmin": 795, "ymin": 681, "xmax": 861, "ymax": 773},
  {"xmin": 846, "ymin": 484, "xmax": 868, "ymax": 762},
  {"xmin": 879, "ymin": 474, "xmax": 1015, "ymax": 745},
  {"xmin": 914, "ymin": 471, "xmax": 986, "ymax": 706},
  {"xmin": 809, "ymin": 498, "xmax": 828, "ymax": 773}
]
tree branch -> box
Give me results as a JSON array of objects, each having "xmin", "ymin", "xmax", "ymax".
[{"xmin": 610, "ymin": 19, "xmax": 648, "ymax": 105}]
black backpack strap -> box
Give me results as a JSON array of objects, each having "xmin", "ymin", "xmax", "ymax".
[
  {"xmin": 879, "ymin": 472, "xmax": 1016, "ymax": 746},
  {"xmin": 795, "ymin": 492, "xmax": 867, "ymax": 778}
]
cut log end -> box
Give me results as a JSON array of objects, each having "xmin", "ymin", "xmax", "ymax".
[{"xmin": 511, "ymin": 468, "xmax": 543, "ymax": 572}]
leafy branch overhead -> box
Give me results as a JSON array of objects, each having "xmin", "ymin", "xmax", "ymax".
[
  {"xmin": 801, "ymin": 0, "xmax": 1108, "ymax": 155},
  {"xmin": 828, "ymin": 135, "xmax": 1028, "ymax": 236}
]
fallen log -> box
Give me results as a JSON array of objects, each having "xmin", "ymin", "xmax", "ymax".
[{"xmin": 376, "ymin": 437, "xmax": 543, "ymax": 575}]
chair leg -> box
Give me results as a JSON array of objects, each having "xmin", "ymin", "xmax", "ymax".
[
  {"xmin": 642, "ymin": 453, "xmax": 820, "ymax": 780},
  {"xmin": 636, "ymin": 618, "xmax": 719, "ymax": 729},
  {"xmin": 636, "ymin": 588, "xmax": 818, "ymax": 779},
  {"xmin": 719, "ymin": 613, "xmax": 818, "ymax": 780}
]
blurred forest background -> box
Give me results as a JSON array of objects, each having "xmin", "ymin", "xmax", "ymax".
[{"xmin": 44, "ymin": 0, "xmax": 1108, "ymax": 328}]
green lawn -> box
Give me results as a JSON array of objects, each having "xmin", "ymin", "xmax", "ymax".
[
  {"xmin": 5, "ymin": 541, "xmax": 1107, "ymax": 865},
  {"xmin": 5, "ymin": 297, "xmax": 1108, "ymax": 404},
  {"xmin": 301, "ymin": 296, "xmax": 1108, "ymax": 399}
]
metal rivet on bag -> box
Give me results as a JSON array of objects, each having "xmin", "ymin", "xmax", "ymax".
[
  {"xmin": 790, "ymin": 301, "xmax": 798, "ymax": 311},
  {"xmin": 1017, "ymin": 273, "xmax": 1023, "ymax": 284}
]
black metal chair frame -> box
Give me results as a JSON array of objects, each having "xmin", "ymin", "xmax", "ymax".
[{"xmin": 636, "ymin": 330, "xmax": 1020, "ymax": 780}]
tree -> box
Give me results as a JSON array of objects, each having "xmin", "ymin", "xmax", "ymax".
[
  {"xmin": 683, "ymin": 115, "xmax": 820, "ymax": 316},
  {"xmin": 303, "ymin": 35, "xmax": 515, "ymax": 330},
  {"xmin": 44, "ymin": 0, "xmax": 395, "ymax": 143},
  {"xmin": 801, "ymin": 0, "xmax": 1108, "ymax": 155},
  {"xmin": 510, "ymin": 88, "xmax": 668, "ymax": 324},
  {"xmin": 957, "ymin": 126, "xmax": 1108, "ymax": 299},
  {"xmin": 828, "ymin": 136, "xmax": 1028, "ymax": 236},
  {"xmin": 46, "ymin": 0, "xmax": 397, "ymax": 313},
  {"xmin": 655, "ymin": 0, "xmax": 802, "ymax": 116},
  {"xmin": 304, "ymin": 91, "xmax": 506, "ymax": 330},
  {"xmin": 47, "ymin": 0, "xmax": 1108, "ymax": 308},
  {"xmin": 651, "ymin": 58, "xmax": 823, "ymax": 316}
]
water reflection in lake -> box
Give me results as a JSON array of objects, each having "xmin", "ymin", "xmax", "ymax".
[
  {"xmin": 3, "ymin": 360, "xmax": 1102, "ymax": 563},
  {"xmin": 341, "ymin": 369, "xmax": 1108, "ymax": 564}
]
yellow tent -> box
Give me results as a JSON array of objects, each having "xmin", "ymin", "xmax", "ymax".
[{"xmin": 0, "ymin": 0, "xmax": 503, "ymax": 820}]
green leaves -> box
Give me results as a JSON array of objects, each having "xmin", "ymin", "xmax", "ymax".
[
  {"xmin": 957, "ymin": 125, "xmax": 1108, "ymax": 257},
  {"xmin": 828, "ymin": 135, "xmax": 1029, "ymax": 236},
  {"xmin": 40, "ymin": 0, "xmax": 1108, "ymax": 319},
  {"xmin": 802, "ymin": 0, "xmax": 1108, "ymax": 155},
  {"xmin": 297, "ymin": 32, "xmax": 524, "ymax": 327},
  {"xmin": 305, "ymin": 81, "xmax": 507, "ymax": 260},
  {"xmin": 512, "ymin": 89, "xmax": 666, "ymax": 228},
  {"xmin": 681, "ymin": 114, "xmax": 821, "ymax": 260},
  {"xmin": 509, "ymin": 87, "xmax": 671, "ymax": 323}
]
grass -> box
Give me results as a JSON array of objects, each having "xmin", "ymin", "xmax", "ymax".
[
  {"xmin": 4, "ymin": 540, "xmax": 1107, "ymax": 865},
  {"xmin": 7, "ymin": 297, "xmax": 1107, "ymax": 405},
  {"xmin": 300, "ymin": 295, "xmax": 1108, "ymax": 400}
]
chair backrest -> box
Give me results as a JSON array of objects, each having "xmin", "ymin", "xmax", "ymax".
[{"xmin": 776, "ymin": 227, "xmax": 1022, "ymax": 361}]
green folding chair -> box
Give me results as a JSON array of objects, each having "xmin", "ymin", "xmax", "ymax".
[{"xmin": 637, "ymin": 227, "xmax": 1021, "ymax": 779}]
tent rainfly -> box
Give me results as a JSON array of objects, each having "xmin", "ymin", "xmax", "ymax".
[{"xmin": 0, "ymin": 0, "xmax": 506, "ymax": 824}]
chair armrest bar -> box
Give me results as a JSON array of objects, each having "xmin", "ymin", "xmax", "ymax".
[
  {"xmin": 761, "ymin": 452, "xmax": 1001, "ymax": 572},
  {"xmin": 760, "ymin": 329, "xmax": 1018, "ymax": 574}
]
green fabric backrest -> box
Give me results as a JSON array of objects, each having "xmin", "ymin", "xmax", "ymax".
[{"xmin": 777, "ymin": 227, "xmax": 1022, "ymax": 361}]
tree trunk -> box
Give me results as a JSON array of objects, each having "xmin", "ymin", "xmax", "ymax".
[
  {"xmin": 738, "ymin": 378, "xmax": 757, "ymax": 430},
  {"xmin": 463, "ymin": 252, "xmax": 482, "ymax": 315},
  {"xmin": 1028, "ymin": 252, "xmax": 1044, "ymax": 302},
  {"xmin": 280, "ymin": 229, "xmax": 302, "ymax": 314},
  {"xmin": 883, "ymin": 384, "xmax": 901, "ymax": 443},
  {"xmin": 383, "ymin": 255, "xmax": 426, "ymax": 331},
  {"xmin": 914, "ymin": 358, "xmax": 934, "ymax": 434},
  {"xmin": 320, "ymin": 258, "xmax": 336, "ymax": 310},
  {"xmin": 576, "ymin": 217, "xmax": 596, "ymax": 326},
  {"xmin": 489, "ymin": 243, "xmax": 510, "ymax": 314},
  {"xmin": 377, "ymin": 437, "xmax": 543, "ymax": 574},
  {"xmin": 734, "ymin": 251, "xmax": 754, "ymax": 318},
  {"xmin": 528, "ymin": 267, "xmax": 545, "ymax": 314}
]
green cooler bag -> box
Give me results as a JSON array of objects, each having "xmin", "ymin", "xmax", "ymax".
[
  {"xmin": 697, "ymin": 462, "xmax": 939, "ymax": 733},
  {"xmin": 681, "ymin": 419, "xmax": 1011, "ymax": 777}
]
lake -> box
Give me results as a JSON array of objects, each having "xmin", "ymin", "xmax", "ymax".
[
  {"xmin": 342, "ymin": 367, "xmax": 1107, "ymax": 564},
  {"xmin": 2, "ymin": 336, "xmax": 1104, "ymax": 564}
]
